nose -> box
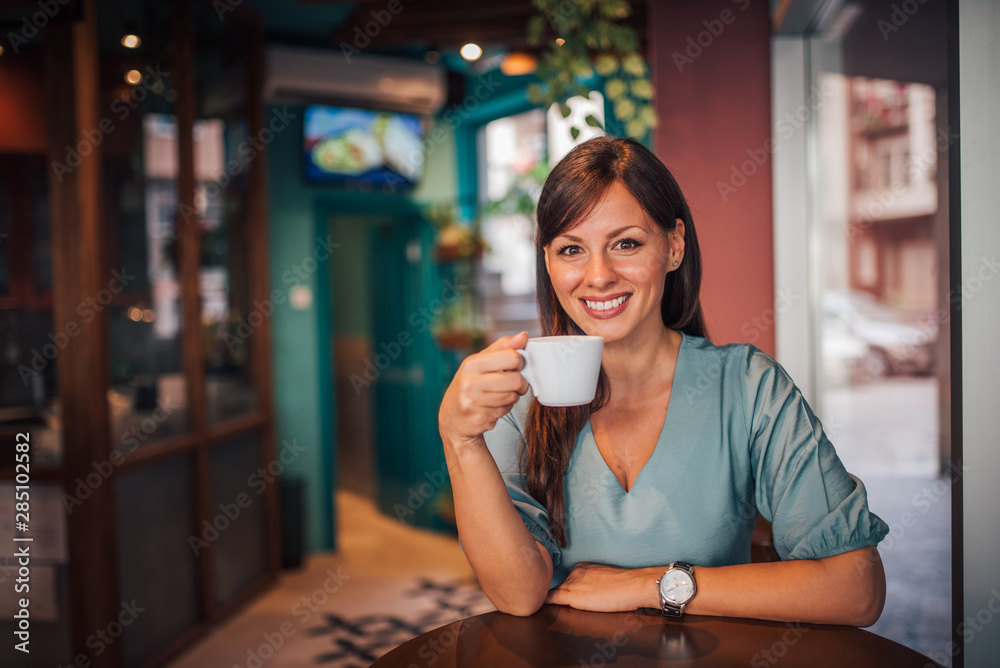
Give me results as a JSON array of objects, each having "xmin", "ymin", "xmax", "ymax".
[{"xmin": 584, "ymin": 252, "xmax": 616, "ymax": 289}]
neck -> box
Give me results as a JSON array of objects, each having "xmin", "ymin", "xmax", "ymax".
[{"xmin": 600, "ymin": 325, "xmax": 681, "ymax": 404}]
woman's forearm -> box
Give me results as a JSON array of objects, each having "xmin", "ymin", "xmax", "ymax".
[
  {"xmin": 682, "ymin": 546, "xmax": 886, "ymax": 626},
  {"xmin": 444, "ymin": 435, "xmax": 553, "ymax": 616},
  {"xmin": 553, "ymin": 547, "xmax": 885, "ymax": 626},
  {"xmin": 625, "ymin": 547, "xmax": 886, "ymax": 625}
]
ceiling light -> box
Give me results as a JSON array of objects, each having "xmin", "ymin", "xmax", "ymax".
[
  {"xmin": 501, "ymin": 52, "xmax": 537, "ymax": 76},
  {"xmin": 460, "ymin": 43, "xmax": 482, "ymax": 61},
  {"xmin": 556, "ymin": 38, "xmax": 565, "ymax": 46},
  {"xmin": 0, "ymin": 45, "xmax": 5, "ymax": 56},
  {"xmin": 125, "ymin": 69, "xmax": 143, "ymax": 85},
  {"xmin": 121, "ymin": 34, "xmax": 141, "ymax": 49}
]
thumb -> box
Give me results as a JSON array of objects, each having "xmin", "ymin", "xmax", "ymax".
[{"xmin": 485, "ymin": 330, "xmax": 529, "ymax": 351}]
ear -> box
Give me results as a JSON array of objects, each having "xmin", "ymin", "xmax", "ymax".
[{"xmin": 670, "ymin": 218, "xmax": 686, "ymax": 265}]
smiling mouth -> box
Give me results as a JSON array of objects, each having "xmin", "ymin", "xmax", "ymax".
[{"xmin": 581, "ymin": 294, "xmax": 632, "ymax": 311}]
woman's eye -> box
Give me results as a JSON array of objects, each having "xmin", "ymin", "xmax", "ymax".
[
  {"xmin": 616, "ymin": 238, "xmax": 642, "ymax": 250},
  {"xmin": 557, "ymin": 244, "xmax": 582, "ymax": 256}
]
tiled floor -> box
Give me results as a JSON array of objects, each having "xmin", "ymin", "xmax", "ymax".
[{"xmin": 166, "ymin": 491, "xmax": 495, "ymax": 668}]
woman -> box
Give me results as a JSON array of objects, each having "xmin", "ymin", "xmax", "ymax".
[{"xmin": 438, "ymin": 136, "xmax": 888, "ymax": 624}]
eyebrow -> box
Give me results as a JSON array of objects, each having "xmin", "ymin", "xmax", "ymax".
[{"xmin": 557, "ymin": 225, "xmax": 644, "ymax": 243}]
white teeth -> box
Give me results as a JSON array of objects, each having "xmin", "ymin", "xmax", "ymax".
[{"xmin": 584, "ymin": 295, "xmax": 630, "ymax": 311}]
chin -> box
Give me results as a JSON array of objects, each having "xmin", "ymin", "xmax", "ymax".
[{"xmin": 571, "ymin": 317, "xmax": 631, "ymax": 342}]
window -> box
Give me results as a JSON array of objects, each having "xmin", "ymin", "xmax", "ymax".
[{"xmin": 476, "ymin": 93, "xmax": 605, "ymax": 338}]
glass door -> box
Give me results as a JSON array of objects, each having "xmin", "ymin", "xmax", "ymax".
[{"xmin": 804, "ymin": 5, "xmax": 950, "ymax": 661}]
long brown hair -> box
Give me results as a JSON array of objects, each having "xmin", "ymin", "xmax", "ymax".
[{"xmin": 523, "ymin": 136, "xmax": 708, "ymax": 546}]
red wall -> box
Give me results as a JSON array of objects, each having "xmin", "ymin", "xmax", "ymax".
[
  {"xmin": 0, "ymin": 53, "xmax": 47, "ymax": 153},
  {"xmin": 649, "ymin": 0, "xmax": 775, "ymax": 354}
]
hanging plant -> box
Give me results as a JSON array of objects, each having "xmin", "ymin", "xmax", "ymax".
[
  {"xmin": 426, "ymin": 203, "xmax": 487, "ymax": 262},
  {"xmin": 526, "ymin": 0, "xmax": 656, "ymax": 139}
]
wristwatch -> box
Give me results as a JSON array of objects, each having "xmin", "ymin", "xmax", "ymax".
[{"xmin": 656, "ymin": 561, "xmax": 697, "ymax": 617}]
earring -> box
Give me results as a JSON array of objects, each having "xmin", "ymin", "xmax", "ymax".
[{"xmin": 672, "ymin": 260, "xmax": 679, "ymax": 267}]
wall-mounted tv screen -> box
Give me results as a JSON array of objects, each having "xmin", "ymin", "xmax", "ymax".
[{"xmin": 304, "ymin": 105, "xmax": 425, "ymax": 188}]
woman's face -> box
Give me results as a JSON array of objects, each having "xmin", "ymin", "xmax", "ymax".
[{"xmin": 544, "ymin": 181, "xmax": 685, "ymax": 346}]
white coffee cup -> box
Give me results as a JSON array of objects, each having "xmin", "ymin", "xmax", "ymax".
[{"xmin": 516, "ymin": 335, "xmax": 604, "ymax": 407}]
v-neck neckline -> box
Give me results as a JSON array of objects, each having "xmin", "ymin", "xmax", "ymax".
[{"xmin": 584, "ymin": 331, "xmax": 687, "ymax": 495}]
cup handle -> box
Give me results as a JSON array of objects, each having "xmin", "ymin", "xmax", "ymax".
[{"xmin": 516, "ymin": 349, "xmax": 536, "ymax": 392}]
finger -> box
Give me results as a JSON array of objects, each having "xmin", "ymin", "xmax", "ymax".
[
  {"xmin": 459, "ymin": 367, "xmax": 527, "ymax": 398},
  {"xmin": 484, "ymin": 369, "xmax": 530, "ymax": 393},
  {"xmin": 464, "ymin": 347, "xmax": 525, "ymax": 375},
  {"xmin": 482, "ymin": 331, "xmax": 529, "ymax": 353},
  {"xmin": 546, "ymin": 587, "xmax": 569, "ymax": 605},
  {"xmin": 476, "ymin": 391, "xmax": 522, "ymax": 409}
]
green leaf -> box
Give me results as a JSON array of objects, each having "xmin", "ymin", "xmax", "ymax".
[
  {"xmin": 623, "ymin": 53, "xmax": 647, "ymax": 76},
  {"xmin": 570, "ymin": 57, "xmax": 594, "ymax": 78},
  {"xmin": 595, "ymin": 53, "xmax": 618, "ymax": 76},
  {"xmin": 599, "ymin": 0, "xmax": 631, "ymax": 20},
  {"xmin": 631, "ymin": 78, "xmax": 655, "ymax": 100},
  {"xmin": 626, "ymin": 118, "xmax": 646, "ymax": 138},
  {"xmin": 606, "ymin": 23, "xmax": 636, "ymax": 51},
  {"xmin": 620, "ymin": 27, "xmax": 640, "ymax": 52},
  {"xmin": 614, "ymin": 98, "xmax": 636, "ymax": 121},
  {"xmin": 584, "ymin": 113, "xmax": 603, "ymax": 128},
  {"xmin": 570, "ymin": 126, "xmax": 581, "ymax": 140},
  {"xmin": 605, "ymin": 78, "xmax": 627, "ymax": 100}
]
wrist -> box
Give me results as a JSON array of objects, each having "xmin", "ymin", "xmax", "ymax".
[
  {"xmin": 440, "ymin": 427, "xmax": 484, "ymax": 453},
  {"xmin": 441, "ymin": 433, "xmax": 490, "ymax": 470},
  {"xmin": 656, "ymin": 562, "xmax": 699, "ymax": 617},
  {"xmin": 632, "ymin": 566, "xmax": 665, "ymax": 609}
]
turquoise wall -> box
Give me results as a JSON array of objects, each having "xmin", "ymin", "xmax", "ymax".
[
  {"xmin": 267, "ymin": 103, "xmax": 335, "ymax": 552},
  {"xmin": 266, "ymin": 103, "xmax": 457, "ymax": 551}
]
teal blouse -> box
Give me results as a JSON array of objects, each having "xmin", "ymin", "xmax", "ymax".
[{"xmin": 484, "ymin": 333, "xmax": 889, "ymax": 587}]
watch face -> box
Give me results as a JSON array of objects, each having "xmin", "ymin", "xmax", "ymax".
[{"xmin": 659, "ymin": 568, "xmax": 695, "ymax": 604}]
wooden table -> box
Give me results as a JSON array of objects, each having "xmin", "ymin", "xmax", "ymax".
[{"xmin": 371, "ymin": 605, "xmax": 939, "ymax": 667}]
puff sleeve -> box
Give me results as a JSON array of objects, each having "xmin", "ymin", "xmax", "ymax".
[
  {"xmin": 744, "ymin": 347, "xmax": 889, "ymax": 561},
  {"xmin": 482, "ymin": 394, "xmax": 563, "ymax": 567}
]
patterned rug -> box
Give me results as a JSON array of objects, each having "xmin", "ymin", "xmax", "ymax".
[{"xmin": 305, "ymin": 577, "xmax": 494, "ymax": 666}]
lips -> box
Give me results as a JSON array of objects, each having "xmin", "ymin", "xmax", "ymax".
[{"xmin": 580, "ymin": 293, "xmax": 632, "ymax": 319}]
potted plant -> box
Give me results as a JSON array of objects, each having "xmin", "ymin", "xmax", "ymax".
[
  {"xmin": 427, "ymin": 204, "xmax": 487, "ymax": 262},
  {"xmin": 527, "ymin": 0, "xmax": 656, "ymax": 139}
]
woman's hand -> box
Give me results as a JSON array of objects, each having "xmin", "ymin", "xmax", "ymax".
[
  {"xmin": 438, "ymin": 331, "xmax": 531, "ymax": 451},
  {"xmin": 546, "ymin": 563, "xmax": 659, "ymax": 612}
]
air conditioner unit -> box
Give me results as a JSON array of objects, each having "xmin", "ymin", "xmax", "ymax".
[{"xmin": 264, "ymin": 46, "xmax": 447, "ymax": 116}]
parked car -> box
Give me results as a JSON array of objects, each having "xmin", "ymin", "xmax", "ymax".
[
  {"xmin": 821, "ymin": 308, "xmax": 871, "ymax": 386},
  {"xmin": 822, "ymin": 290, "xmax": 937, "ymax": 378}
]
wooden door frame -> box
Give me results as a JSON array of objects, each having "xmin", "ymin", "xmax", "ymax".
[{"xmin": 39, "ymin": 0, "xmax": 277, "ymax": 665}]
